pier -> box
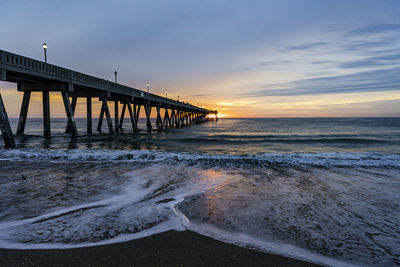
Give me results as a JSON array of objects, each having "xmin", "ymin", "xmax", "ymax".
[{"xmin": 0, "ymin": 49, "xmax": 217, "ymax": 148}]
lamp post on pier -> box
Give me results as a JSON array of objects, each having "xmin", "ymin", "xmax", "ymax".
[
  {"xmin": 147, "ymin": 83, "xmax": 150, "ymax": 92},
  {"xmin": 165, "ymin": 91, "xmax": 168, "ymax": 98},
  {"xmin": 114, "ymin": 70, "xmax": 117, "ymax": 83},
  {"xmin": 42, "ymin": 43, "xmax": 47, "ymax": 63}
]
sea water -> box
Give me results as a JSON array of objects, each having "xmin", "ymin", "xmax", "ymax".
[{"xmin": 0, "ymin": 118, "xmax": 399, "ymax": 266}]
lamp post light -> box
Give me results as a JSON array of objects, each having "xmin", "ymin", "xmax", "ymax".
[
  {"xmin": 165, "ymin": 91, "xmax": 168, "ymax": 98},
  {"xmin": 42, "ymin": 43, "xmax": 48, "ymax": 63},
  {"xmin": 146, "ymin": 83, "xmax": 150, "ymax": 93},
  {"xmin": 114, "ymin": 70, "xmax": 117, "ymax": 83}
]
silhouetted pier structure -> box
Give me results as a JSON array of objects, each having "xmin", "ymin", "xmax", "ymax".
[{"xmin": 0, "ymin": 49, "xmax": 218, "ymax": 148}]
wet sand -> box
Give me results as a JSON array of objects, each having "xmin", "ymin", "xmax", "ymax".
[{"xmin": 0, "ymin": 230, "xmax": 320, "ymax": 267}]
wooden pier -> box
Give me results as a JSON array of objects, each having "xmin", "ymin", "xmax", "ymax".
[{"xmin": 0, "ymin": 49, "xmax": 217, "ymax": 148}]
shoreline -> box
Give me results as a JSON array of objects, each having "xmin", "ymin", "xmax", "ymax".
[{"xmin": 0, "ymin": 230, "xmax": 320, "ymax": 267}]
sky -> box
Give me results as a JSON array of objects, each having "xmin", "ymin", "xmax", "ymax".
[{"xmin": 1, "ymin": 0, "xmax": 400, "ymax": 118}]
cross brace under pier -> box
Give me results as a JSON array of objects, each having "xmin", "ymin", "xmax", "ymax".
[{"xmin": 0, "ymin": 93, "xmax": 15, "ymax": 148}]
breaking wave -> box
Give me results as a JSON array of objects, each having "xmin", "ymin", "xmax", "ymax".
[{"xmin": 0, "ymin": 148, "xmax": 399, "ymax": 168}]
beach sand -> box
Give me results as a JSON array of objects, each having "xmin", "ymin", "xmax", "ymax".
[{"xmin": 0, "ymin": 230, "xmax": 319, "ymax": 266}]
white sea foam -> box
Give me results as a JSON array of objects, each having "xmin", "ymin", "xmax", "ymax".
[
  {"xmin": 0, "ymin": 164, "xmax": 235, "ymax": 249},
  {"xmin": 0, "ymin": 148, "xmax": 399, "ymax": 168}
]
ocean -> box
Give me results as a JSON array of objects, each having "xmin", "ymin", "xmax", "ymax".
[{"xmin": 0, "ymin": 117, "xmax": 399, "ymax": 266}]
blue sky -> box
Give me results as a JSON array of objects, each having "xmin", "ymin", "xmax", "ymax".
[{"xmin": 1, "ymin": 0, "xmax": 399, "ymax": 117}]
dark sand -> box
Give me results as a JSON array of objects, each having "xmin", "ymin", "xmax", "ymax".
[{"xmin": 0, "ymin": 230, "xmax": 320, "ymax": 267}]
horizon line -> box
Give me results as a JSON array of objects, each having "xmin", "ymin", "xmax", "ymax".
[{"xmin": 7, "ymin": 116, "xmax": 399, "ymax": 119}]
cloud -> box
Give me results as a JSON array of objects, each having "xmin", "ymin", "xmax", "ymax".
[
  {"xmin": 340, "ymin": 39, "xmax": 398, "ymax": 53},
  {"xmin": 305, "ymin": 71, "xmax": 337, "ymax": 77},
  {"xmin": 311, "ymin": 60, "xmax": 337, "ymax": 65},
  {"xmin": 245, "ymin": 67, "xmax": 400, "ymax": 97},
  {"xmin": 280, "ymin": 42, "xmax": 329, "ymax": 52},
  {"xmin": 339, "ymin": 54, "xmax": 400, "ymax": 69},
  {"xmin": 258, "ymin": 60, "xmax": 293, "ymax": 66},
  {"xmin": 346, "ymin": 23, "xmax": 400, "ymax": 36},
  {"xmin": 217, "ymin": 100, "xmax": 255, "ymax": 107}
]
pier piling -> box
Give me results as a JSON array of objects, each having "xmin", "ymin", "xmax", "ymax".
[
  {"xmin": 134, "ymin": 104, "xmax": 141, "ymax": 125},
  {"xmin": 156, "ymin": 105, "xmax": 162, "ymax": 129},
  {"xmin": 65, "ymin": 97, "xmax": 77, "ymax": 134},
  {"xmin": 97, "ymin": 100, "xmax": 105, "ymax": 132},
  {"xmin": 144, "ymin": 104, "xmax": 152, "ymax": 130},
  {"xmin": 16, "ymin": 91, "xmax": 31, "ymax": 135},
  {"xmin": 42, "ymin": 91, "xmax": 51, "ymax": 137},
  {"xmin": 104, "ymin": 100, "xmax": 114, "ymax": 133},
  {"xmin": 87, "ymin": 97, "xmax": 92, "ymax": 134},
  {"xmin": 0, "ymin": 93, "xmax": 15, "ymax": 148},
  {"xmin": 114, "ymin": 101, "xmax": 119, "ymax": 132},
  {"xmin": 61, "ymin": 91, "xmax": 78, "ymax": 137},
  {"xmin": 127, "ymin": 103, "xmax": 137, "ymax": 132},
  {"xmin": 119, "ymin": 102, "xmax": 127, "ymax": 130}
]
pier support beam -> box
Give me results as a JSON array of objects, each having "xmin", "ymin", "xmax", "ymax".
[
  {"xmin": 179, "ymin": 110, "xmax": 183, "ymax": 127},
  {"xmin": 174, "ymin": 109, "xmax": 178, "ymax": 127},
  {"xmin": 114, "ymin": 101, "xmax": 119, "ymax": 132},
  {"xmin": 97, "ymin": 100, "xmax": 105, "ymax": 132},
  {"xmin": 144, "ymin": 104, "xmax": 152, "ymax": 130},
  {"xmin": 175, "ymin": 110, "xmax": 180, "ymax": 128},
  {"xmin": 156, "ymin": 105, "xmax": 162, "ymax": 129},
  {"xmin": 134, "ymin": 104, "xmax": 140, "ymax": 125},
  {"xmin": 170, "ymin": 109, "xmax": 176, "ymax": 127},
  {"xmin": 0, "ymin": 93, "xmax": 16, "ymax": 148},
  {"xmin": 105, "ymin": 100, "xmax": 114, "ymax": 133},
  {"xmin": 16, "ymin": 91, "xmax": 31, "ymax": 135},
  {"xmin": 167, "ymin": 109, "xmax": 172, "ymax": 127},
  {"xmin": 181, "ymin": 111, "xmax": 185, "ymax": 126},
  {"xmin": 87, "ymin": 97, "xmax": 92, "ymax": 134},
  {"xmin": 65, "ymin": 97, "xmax": 77, "ymax": 133},
  {"xmin": 163, "ymin": 108, "xmax": 170, "ymax": 128},
  {"xmin": 42, "ymin": 91, "xmax": 51, "ymax": 137},
  {"xmin": 119, "ymin": 102, "xmax": 127, "ymax": 130},
  {"xmin": 61, "ymin": 91, "xmax": 78, "ymax": 137},
  {"xmin": 127, "ymin": 103, "xmax": 137, "ymax": 132},
  {"xmin": 97, "ymin": 100, "xmax": 114, "ymax": 133}
]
